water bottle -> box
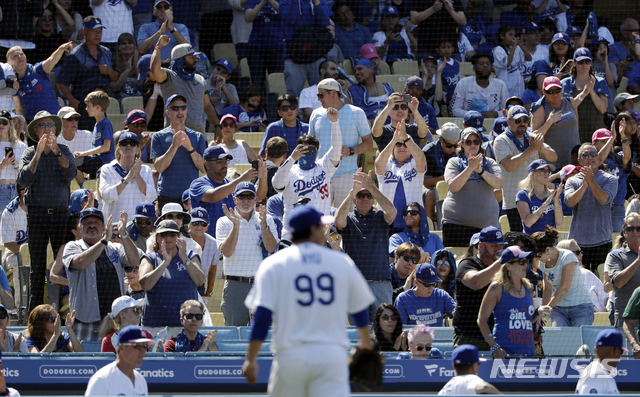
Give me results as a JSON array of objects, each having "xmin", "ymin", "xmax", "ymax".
[{"xmin": 152, "ymin": 326, "xmax": 170, "ymax": 352}]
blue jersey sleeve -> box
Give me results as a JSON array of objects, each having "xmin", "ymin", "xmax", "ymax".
[{"xmin": 0, "ymin": 266, "xmax": 10, "ymax": 290}]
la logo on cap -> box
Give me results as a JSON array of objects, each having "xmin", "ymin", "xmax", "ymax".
[{"xmin": 142, "ymin": 207, "xmax": 147, "ymax": 213}]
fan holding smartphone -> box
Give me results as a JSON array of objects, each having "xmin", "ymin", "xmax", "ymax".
[{"xmin": 0, "ymin": 111, "xmax": 27, "ymax": 214}]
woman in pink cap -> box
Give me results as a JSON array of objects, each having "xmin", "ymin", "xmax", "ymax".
[
  {"xmin": 214, "ymin": 114, "xmax": 259, "ymax": 167},
  {"xmin": 531, "ymin": 75, "xmax": 585, "ymax": 168}
]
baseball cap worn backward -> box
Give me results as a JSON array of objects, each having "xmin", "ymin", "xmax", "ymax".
[
  {"xmin": 479, "ymin": 226, "xmax": 504, "ymax": 244},
  {"xmin": 165, "ymin": 94, "xmax": 187, "ymax": 110},
  {"xmin": 527, "ymin": 159, "xmax": 555, "ymax": 174},
  {"xmin": 118, "ymin": 325, "xmax": 155, "ymax": 345},
  {"xmin": 288, "ymin": 205, "xmax": 334, "ymax": 234},
  {"xmin": 171, "ymin": 43, "xmax": 195, "ymax": 60},
  {"xmin": 204, "ymin": 145, "xmax": 233, "ymax": 161},
  {"xmin": 500, "ymin": 245, "xmax": 535, "ymax": 264},
  {"xmin": 595, "ymin": 329, "xmax": 628, "ymax": 351},
  {"xmin": 415, "ymin": 263, "xmax": 442, "ymax": 284},
  {"xmin": 317, "ymin": 78, "xmax": 346, "ymax": 98},
  {"xmin": 27, "ymin": 111, "xmax": 63, "ymax": 141},
  {"xmin": 437, "ymin": 123, "xmax": 462, "ymax": 143}
]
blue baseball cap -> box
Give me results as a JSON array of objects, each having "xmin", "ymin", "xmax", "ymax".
[
  {"xmin": 527, "ymin": 159, "xmax": 555, "ymax": 174},
  {"xmin": 382, "ymin": 5, "xmax": 399, "ymax": 17},
  {"xmin": 80, "ymin": 208, "xmax": 104, "ymax": 223},
  {"xmin": 595, "ymin": 329, "xmax": 628, "ymax": 351},
  {"xmin": 452, "ymin": 344, "xmax": 486, "ymax": 364},
  {"xmin": 203, "ymin": 146, "xmax": 233, "ymax": 160},
  {"xmin": 165, "ymin": 94, "xmax": 187, "ymax": 110},
  {"xmin": 137, "ymin": 54, "xmax": 151, "ymax": 81},
  {"xmin": 288, "ymin": 205, "xmax": 334, "ymax": 234},
  {"xmin": 492, "ymin": 117, "xmax": 509, "ymax": 136},
  {"xmin": 591, "ymin": 36, "xmax": 610, "ymax": 50},
  {"xmin": 521, "ymin": 22, "xmax": 539, "ymax": 34},
  {"xmin": 118, "ymin": 131, "xmax": 139, "ymax": 143},
  {"xmin": 69, "ymin": 189, "xmax": 90, "ymax": 214},
  {"xmin": 216, "ymin": 59, "xmax": 234, "ymax": 75},
  {"xmin": 406, "ymin": 75, "xmax": 424, "ymax": 87},
  {"xmin": 470, "ymin": 232, "xmax": 481, "ymax": 246},
  {"xmin": 182, "ymin": 189, "xmax": 190, "ymax": 203},
  {"xmin": 566, "ymin": 26, "xmax": 582, "ymax": 36},
  {"xmin": 354, "ymin": 59, "xmax": 374, "ymax": 68},
  {"xmin": 629, "ymin": 109, "xmax": 640, "ymax": 121},
  {"xmin": 507, "ymin": 105, "xmax": 528, "ymax": 120},
  {"xmin": 479, "ymin": 226, "xmax": 504, "ymax": 244},
  {"xmin": 552, "ymin": 33, "xmax": 570, "ymax": 46},
  {"xmin": 464, "ymin": 111, "xmax": 486, "ymax": 133},
  {"xmin": 118, "ymin": 325, "xmax": 154, "ymax": 345},
  {"xmin": 124, "ymin": 109, "xmax": 147, "ymax": 125},
  {"xmin": 135, "ymin": 202, "xmax": 156, "ymax": 219},
  {"xmin": 415, "ymin": 263, "xmax": 442, "ymax": 284},
  {"xmin": 83, "ymin": 17, "xmax": 106, "ymax": 30},
  {"xmin": 190, "ymin": 207, "xmax": 210, "ymax": 224},
  {"xmin": 154, "ymin": 0, "xmax": 171, "ymax": 6},
  {"xmin": 234, "ymin": 182, "xmax": 256, "ymax": 196},
  {"xmin": 500, "ymin": 245, "xmax": 535, "ymax": 264},
  {"xmin": 573, "ymin": 47, "xmax": 592, "ymax": 62}
]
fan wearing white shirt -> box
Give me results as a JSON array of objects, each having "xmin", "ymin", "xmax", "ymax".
[{"xmin": 57, "ymin": 107, "xmax": 93, "ymax": 185}]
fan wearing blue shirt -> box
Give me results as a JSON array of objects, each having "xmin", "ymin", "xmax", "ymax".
[
  {"xmin": 332, "ymin": 1, "xmax": 373, "ymax": 60},
  {"xmin": 395, "ymin": 263, "xmax": 456, "ymax": 327}
]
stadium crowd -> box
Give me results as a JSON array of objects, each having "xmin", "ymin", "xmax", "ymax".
[{"xmin": 0, "ymin": 0, "xmax": 640, "ymax": 359}]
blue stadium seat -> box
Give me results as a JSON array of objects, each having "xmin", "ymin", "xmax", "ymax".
[
  {"xmin": 581, "ymin": 325, "xmax": 629, "ymax": 352},
  {"xmin": 216, "ymin": 341, "xmax": 271, "ymax": 353},
  {"xmin": 239, "ymin": 326, "xmax": 273, "ymax": 341},
  {"xmin": 432, "ymin": 327, "xmax": 454, "ymax": 342},
  {"xmin": 543, "ymin": 327, "xmax": 583, "ymax": 356},
  {"xmin": 346, "ymin": 326, "xmax": 360, "ymax": 340},
  {"xmin": 145, "ymin": 352, "xmax": 185, "ymax": 359},
  {"xmin": 81, "ymin": 341, "xmax": 103, "ymax": 353},
  {"xmin": 201, "ymin": 326, "xmax": 240, "ymax": 341},
  {"xmin": 434, "ymin": 341, "xmax": 454, "ymax": 353}
]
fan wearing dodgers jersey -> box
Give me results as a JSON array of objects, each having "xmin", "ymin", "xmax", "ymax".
[
  {"xmin": 242, "ymin": 205, "xmax": 375, "ymax": 396},
  {"xmin": 272, "ymin": 107, "xmax": 342, "ymax": 240}
]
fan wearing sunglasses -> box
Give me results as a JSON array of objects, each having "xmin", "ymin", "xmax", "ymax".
[
  {"xmin": 442, "ymin": 127, "xmax": 503, "ymax": 247},
  {"xmin": 394, "ymin": 263, "xmax": 456, "ymax": 327},
  {"xmin": 189, "ymin": 207, "xmax": 221, "ymax": 298},
  {"xmin": 259, "ymin": 94, "xmax": 309, "ymax": 158},
  {"xmin": 389, "ymin": 203, "xmax": 443, "ymax": 263},
  {"xmin": 390, "ymin": 243, "xmax": 421, "ymax": 302},
  {"xmin": 25, "ymin": 304, "xmax": 82, "ymax": 353},
  {"xmin": 372, "ymin": 92, "xmax": 432, "ymax": 153},
  {"xmin": 164, "ymin": 300, "xmax": 218, "ymax": 352},
  {"xmin": 214, "ymin": 114, "xmax": 259, "ymax": 167},
  {"xmin": 397, "ymin": 324, "xmax": 443, "ymax": 360},
  {"xmin": 99, "ymin": 131, "xmax": 157, "ymax": 222},
  {"xmin": 125, "ymin": 202, "xmax": 157, "ymax": 252},
  {"xmin": 100, "ymin": 296, "xmax": 150, "ymax": 354},
  {"xmin": 371, "ymin": 303, "xmax": 406, "ymax": 352},
  {"xmin": 375, "ymin": 119, "xmax": 427, "ymax": 233},
  {"xmin": 478, "ymin": 246, "xmax": 538, "ymax": 357},
  {"xmin": 57, "ymin": 106, "xmax": 93, "ymax": 184},
  {"xmin": 431, "ymin": 249, "xmax": 457, "ymax": 298}
]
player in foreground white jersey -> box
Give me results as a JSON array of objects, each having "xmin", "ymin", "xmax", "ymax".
[
  {"xmin": 575, "ymin": 329, "xmax": 625, "ymax": 394},
  {"xmin": 242, "ymin": 205, "xmax": 375, "ymax": 396},
  {"xmin": 438, "ymin": 344, "xmax": 500, "ymax": 395},
  {"xmin": 85, "ymin": 326, "xmax": 154, "ymax": 396}
]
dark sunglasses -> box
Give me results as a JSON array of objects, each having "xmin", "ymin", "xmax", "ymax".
[
  {"xmin": 184, "ymin": 313, "xmax": 203, "ymax": 320},
  {"xmin": 625, "ymin": 226, "xmax": 640, "ymax": 232},
  {"xmin": 545, "ymin": 89, "xmax": 562, "ymax": 95},
  {"xmin": 576, "ymin": 60, "xmax": 591, "ymax": 65},
  {"xmin": 402, "ymin": 255, "xmax": 419, "ymax": 264},
  {"xmin": 0, "ymin": 312, "xmax": 8, "ymax": 320},
  {"xmin": 316, "ymin": 91, "xmax": 329, "ymax": 98},
  {"xmin": 395, "ymin": 142, "xmax": 407, "ymax": 148},
  {"xmin": 221, "ymin": 122, "xmax": 236, "ymax": 128},
  {"xmin": 192, "ymin": 221, "xmax": 208, "ymax": 227},
  {"xmin": 279, "ymin": 104, "xmax": 298, "ymax": 111},
  {"xmin": 573, "ymin": 249, "xmax": 583, "ymax": 256},
  {"xmin": 41, "ymin": 15, "xmax": 55, "ymax": 21},
  {"xmin": 464, "ymin": 139, "xmax": 481, "ymax": 146},
  {"xmin": 415, "ymin": 344, "xmax": 433, "ymax": 351},
  {"xmin": 0, "ymin": 120, "xmax": 8, "ymax": 126},
  {"xmin": 508, "ymin": 259, "xmax": 528, "ymax": 266},
  {"xmin": 403, "ymin": 209, "xmax": 420, "ymax": 216},
  {"xmin": 418, "ymin": 281, "xmax": 437, "ymax": 288},
  {"xmin": 164, "ymin": 213, "xmax": 184, "ymax": 220},
  {"xmin": 356, "ymin": 193, "xmax": 373, "ymax": 199},
  {"xmin": 159, "ymin": 232, "xmax": 179, "ymax": 237},
  {"xmin": 392, "ymin": 104, "xmax": 408, "ymax": 111},
  {"xmin": 580, "ymin": 151, "xmax": 598, "ymax": 159},
  {"xmin": 155, "ymin": 3, "xmax": 170, "ymax": 9},
  {"xmin": 37, "ymin": 122, "xmax": 55, "ymax": 128},
  {"xmin": 381, "ymin": 314, "xmax": 398, "ymax": 321},
  {"xmin": 169, "ymin": 105, "xmax": 187, "ymax": 111},
  {"xmin": 535, "ymin": 169, "xmax": 551, "ymax": 175},
  {"xmin": 236, "ymin": 194, "xmax": 256, "ymax": 200},
  {"xmin": 119, "ymin": 140, "xmax": 139, "ymax": 147},
  {"xmin": 136, "ymin": 219, "xmax": 153, "ymax": 225},
  {"xmin": 49, "ymin": 316, "xmax": 57, "ymax": 323},
  {"xmin": 66, "ymin": 116, "xmax": 80, "ymax": 122},
  {"xmin": 131, "ymin": 121, "xmax": 147, "ymax": 128},
  {"xmin": 514, "ymin": 117, "xmax": 530, "ymax": 124},
  {"xmin": 442, "ymin": 141, "xmax": 458, "ymax": 149}
]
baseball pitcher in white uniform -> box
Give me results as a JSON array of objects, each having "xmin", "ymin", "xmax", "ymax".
[
  {"xmin": 439, "ymin": 344, "xmax": 500, "ymax": 395},
  {"xmin": 575, "ymin": 329, "xmax": 625, "ymax": 394},
  {"xmin": 242, "ymin": 205, "xmax": 375, "ymax": 396}
]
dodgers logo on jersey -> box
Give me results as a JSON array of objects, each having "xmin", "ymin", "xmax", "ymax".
[
  {"xmin": 404, "ymin": 168, "xmax": 418, "ymax": 182},
  {"xmin": 383, "ymin": 171, "xmax": 400, "ymax": 184},
  {"xmin": 293, "ymin": 171, "xmax": 326, "ymax": 196}
]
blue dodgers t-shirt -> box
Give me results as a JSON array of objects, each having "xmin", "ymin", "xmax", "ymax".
[
  {"xmin": 26, "ymin": 333, "xmax": 71, "ymax": 352},
  {"xmin": 246, "ymin": 0, "xmax": 285, "ymax": 49},
  {"xmin": 0, "ymin": 266, "xmax": 10, "ymax": 291},
  {"xmin": 141, "ymin": 251, "xmax": 201, "ymax": 328},
  {"xmin": 151, "ymin": 127, "xmax": 206, "ymax": 198},
  {"xmin": 219, "ymin": 104, "xmax": 265, "ymax": 132},
  {"xmin": 417, "ymin": 100, "xmax": 439, "ymax": 131},
  {"xmin": 93, "ymin": 118, "xmax": 115, "ymax": 164},
  {"xmin": 189, "ymin": 176, "xmax": 235, "ymax": 237},
  {"xmin": 259, "ymin": 120, "xmax": 309, "ymax": 157},
  {"xmin": 602, "ymin": 153, "xmax": 632, "ymax": 206},
  {"xmin": 515, "ymin": 189, "xmax": 559, "ymax": 236},
  {"xmin": 15, "ymin": 62, "xmax": 61, "ymax": 121},
  {"xmin": 395, "ymin": 288, "xmax": 456, "ymax": 327},
  {"xmin": 339, "ymin": 209, "xmax": 392, "ymax": 280}
]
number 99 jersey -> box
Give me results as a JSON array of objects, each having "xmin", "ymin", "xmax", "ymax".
[{"xmin": 245, "ymin": 242, "xmax": 374, "ymax": 354}]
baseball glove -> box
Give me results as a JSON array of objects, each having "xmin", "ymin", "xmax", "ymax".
[{"xmin": 349, "ymin": 346, "xmax": 384, "ymax": 389}]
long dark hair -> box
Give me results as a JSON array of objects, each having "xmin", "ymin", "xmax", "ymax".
[
  {"xmin": 496, "ymin": 25, "xmax": 515, "ymax": 48},
  {"xmin": 549, "ymin": 41, "xmax": 574, "ymax": 74},
  {"xmin": 372, "ymin": 303, "xmax": 403, "ymax": 351}
]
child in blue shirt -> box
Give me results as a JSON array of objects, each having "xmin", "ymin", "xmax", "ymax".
[
  {"xmin": 434, "ymin": 38, "xmax": 460, "ymax": 114},
  {"xmin": 76, "ymin": 91, "xmax": 115, "ymax": 179}
]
